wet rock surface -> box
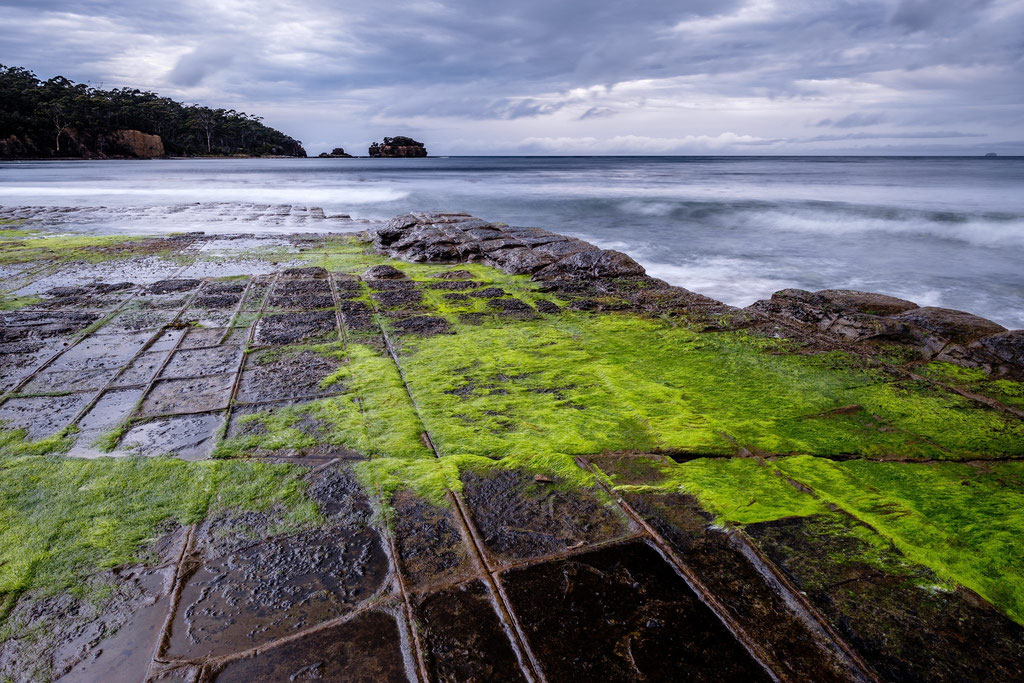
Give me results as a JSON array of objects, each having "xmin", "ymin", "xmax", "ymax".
[
  {"xmin": 415, "ymin": 580, "xmax": 526, "ymax": 682},
  {"xmin": 503, "ymin": 541, "xmax": 771, "ymax": 681},
  {"xmin": 746, "ymin": 513, "xmax": 1024, "ymax": 681},
  {"xmin": 461, "ymin": 469, "xmax": 631, "ymax": 562},
  {"xmin": 212, "ymin": 611, "xmax": 408, "ymax": 682}
]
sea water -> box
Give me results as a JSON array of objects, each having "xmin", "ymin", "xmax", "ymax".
[{"xmin": 1, "ymin": 156, "xmax": 1022, "ymax": 328}]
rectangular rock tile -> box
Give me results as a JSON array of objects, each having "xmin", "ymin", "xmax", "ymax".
[
  {"xmin": 460, "ymin": 468, "xmax": 632, "ymax": 565},
  {"xmin": 236, "ymin": 346, "xmax": 340, "ymax": 403},
  {"xmin": 415, "ymin": 580, "xmax": 526, "ymax": 682},
  {"xmin": 47, "ymin": 332, "xmax": 151, "ymax": 373},
  {"xmin": 0, "ymin": 392, "xmax": 91, "ymax": 440},
  {"xmin": 178, "ymin": 309, "xmax": 234, "ymax": 329},
  {"xmin": 119, "ymin": 412, "xmax": 223, "ymax": 459},
  {"xmin": 253, "ymin": 311, "xmax": 338, "ymax": 346},
  {"xmin": 391, "ymin": 490, "xmax": 476, "ymax": 591},
  {"xmin": 179, "ymin": 327, "xmax": 228, "ymax": 349},
  {"xmin": 211, "ymin": 611, "xmax": 408, "ymax": 683},
  {"xmin": 166, "ymin": 525, "xmax": 389, "ymax": 659},
  {"xmin": 139, "ymin": 374, "xmax": 234, "ymax": 417},
  {"xmin": 622, "ymin": 489, "xmax": 860, "ymax": 682},
  {"xmin": 160, "ymin": 345, "xmax": 243, "ymax": 379},
  {"xmin": 111, "ymin": 351, "xmax": 169, "ymax": 387},
  {"xmin": 502, "ymin": 541, "xmax": 771, "ymax": 681},
  {"xmin": 22, "ymin": 366, "xmax": 119, "ymax": 393},
  {"xmin": 94, "ymin": 308, "xmax": 176, "ymax": 335},
  {"xmin": 147, "ymin": 327, "xmax": 186, "ymax": 352},
  {"xmin": 745, "ymin": 513, "xmax": 1024, "ymax": 682}
]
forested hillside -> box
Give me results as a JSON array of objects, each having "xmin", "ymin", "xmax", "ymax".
[{"xmin": 0, "ymin": 65, "xmax": 306, "ymax": 158}]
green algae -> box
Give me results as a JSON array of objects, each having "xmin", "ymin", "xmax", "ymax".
[
  {"xmin": 395, "ymin": 313, "xmax": 1024, "ymax": 461},
  {"xmin": 0, "ymin": 426, "xmax": 75, "ymax": 457},
  {"xmin": 775, "ymin": 456, "xmax": 1024, "ymax": 624},
  {"xmin": 0, "ymin": 294, "xmax": 42, "ymax": 311},
  {"xmin": 919, "ymin": 361, "xmax": 1024, "ymax": 410},
  {"xmin": 0, "ymin": 233, "xmax": 148, "ymax": 265},
  {"xmin": 607, "ymin": 453, "xmax": 1024, "ymax": 624},
  {"xmin": 0, "ymin": 455, "xmax": 321, "ymax": 599},
  {"xmin": 215, "ymin": 343, "xmax": 431, "ymax": 460}
]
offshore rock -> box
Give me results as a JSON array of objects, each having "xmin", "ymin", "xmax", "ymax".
[
  {"xmin": 368, "ymin": 136, "xmax": 427, "ymax": 157},
  {"xmin": 317, "ymin": 147, "xmax": 352, "ymax": 158}
]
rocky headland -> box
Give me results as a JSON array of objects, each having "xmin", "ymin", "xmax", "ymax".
[{"xmin": 1, "ymin": 210, "xmax": 1023, "ymax": 681}]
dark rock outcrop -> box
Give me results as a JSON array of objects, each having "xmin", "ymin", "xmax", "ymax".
[
  {"xmin": 369, "ymin": 136, "xmax": 427, "ymax": 157},
  {"xmin": 318, "ymin": 147, "xmax": 353, "ymax": 158}
]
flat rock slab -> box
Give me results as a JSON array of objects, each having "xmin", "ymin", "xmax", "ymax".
[
  {"xmin": 391, "ymin": 491, "xmax": 475, "ymax": 591},
  {"xmin": 461, "ymin": 469, "xmax": 631, "ymax": 564},
  {"xmin": 211, "ymin": 611, "xmax": 408, "ymax": 682},
  {"xmin": 236, "ymin": 347, "xmax": 340, "ymax": 403},
  {"xmin": 0, "ymin": 393, "xmax": 91, "ymax": 440},
  {"xmin": 23, "ymin": 366, "xmax": 119, "ymax": 393},
  {"xmin": 120, "ymin": 413, "xmax": 223, "ymax": 459},
  {"xmin": 139, "ymin": 374, "xmax": 234, "ymax": 417},
  {"xmin": 166, "ymin": 525, "xmax": 388, "ymax": 659},
  {"xmin": 415, "ymin": 580, "xmax": 526, "ymax": 682},
  {"xmin": 254, "ymin": 311, "xmax": 337, "ymax": 346},
  {"xmin": 746, "ymin": 513, "xmax": 1024, "ymax": 681},
  {"xmin": 46, "ymin": 332, "xmax": 151, "ymax": 373},
  {"xmin": 111, "ymin": 350, "xmax": 169, "ymax": 387},
  {"xmin": 160, "ymin": 345, "xmax": 243, "ymax": 379},
  {"xmin": 502, "ymin": 541, "xmax": 771, "ymax": 681}
]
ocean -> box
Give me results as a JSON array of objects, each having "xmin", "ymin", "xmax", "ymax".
[{"xmin": 1, "ymin": 156, "xmax": 1022, "ymax": 328}]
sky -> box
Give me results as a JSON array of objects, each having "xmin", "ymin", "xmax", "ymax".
[{"xmin": 2, "ymin": 0, "xmax": 1023, "ymax": 155}]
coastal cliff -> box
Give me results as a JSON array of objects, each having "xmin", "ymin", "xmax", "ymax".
[{"xmin": 0, "ymin": 65, "xmax": 306, "ymax": 158}]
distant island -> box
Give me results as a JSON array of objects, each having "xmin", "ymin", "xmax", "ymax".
[
  {"xmin": 369, "ymin": 136, "xmax": 427, "ymax": 157},
  {"xmin": 0, "ymin": 65, "xmax": 306, "ymax": 159}
]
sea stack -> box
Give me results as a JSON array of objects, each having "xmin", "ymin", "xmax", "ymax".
[{"xmin": 369, "ymin": 136, "xmax": 427, "ymax": 157}]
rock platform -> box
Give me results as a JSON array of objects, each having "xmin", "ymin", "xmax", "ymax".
[{"xmin": 1, "ymin": 211, "xmax": 1023, "ymax": 681}]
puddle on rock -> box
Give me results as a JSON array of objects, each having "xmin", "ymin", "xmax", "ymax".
[
  {"xmin": 120, "ymin": 412, "xmax": 223, "ymax": 459},
  {"xmin": 415, "ymin": 580, "xmax": 526, "ymax": 682},
  {"xmin": 502, "ymin": 541, "xmax": 771, "ymax": 681},
  {"xmin": 166, "ymin": 525, "xmax": 389, "ymax": 659},
  {"xmin": 68, "ymin": 388, "xmax": 145, "ymax": 457},
  {"xmin": 461, "ymin": 469, "xmax": 631, "ymax": 563},
  {"xmin": 211, "ymin": 610, "xmax": 408, "ymax": 682}
]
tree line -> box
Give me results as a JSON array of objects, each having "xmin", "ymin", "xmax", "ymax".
[{"xmin": 0, "ymin": 65, "xmax": 305, "ymax": 157}]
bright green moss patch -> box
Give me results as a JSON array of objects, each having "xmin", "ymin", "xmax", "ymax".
[
  {"xmin": 0, "ymin": 455, "xmax": 320, "ymax": 598},
  {"xmin": 775, "ymin": 456, "xmax": 1024, "ymax": 623},
  {"xmin": 919, "ymin": 361, "xmax": 1024, "ymax": 410},
  {"xmin": 614, "ymin": 457, "xmax": 828, "ymax": 525},
  {"xmin": 396, "ymin": 313, "xmax": 1024, "ymax": 460},
  {"xmin": 0, "ymin": 425, "xmax": 75, "ymax": 457},
  {"xmin": 216, "ymin": 342, "xmax": 431, "ymax": 460},
  {"xmin": 0, "ymin": 294, "xmax": 42, "ymax": 311},
  {"xmin": 354, "ymin": 456, "xmax": 462, "ymax": 512},
  {"xmin": 0, "ymin": 233, "xmax": 148, "ymax": 265}
]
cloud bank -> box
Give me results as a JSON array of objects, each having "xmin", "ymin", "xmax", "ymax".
[{"xmin": 1, "ymin": 0, "xmax": 1021, "ymax": 154}]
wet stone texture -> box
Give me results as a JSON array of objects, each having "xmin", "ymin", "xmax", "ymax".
[
  {"xmin": 166, "ymin": 525, "xmax": 389, "ymax": 659},
  {"xmin": 461, "ymin": 469, "xmax": 632, "ymax": 564},
  {"xmin": 502, "ymin": 541, "xmax": 771, "ymax": 681},
  {"xmin": 746, "ymin": 513, "xmax": 1024, "ymax": 681},
  {"xmin": 391, "ymin": 491, "xmax": 475, "ymax": 591},
  {"xmin": 253, "ymin": 311, "xmax": 337, "ymax": 345},
  {"xmin": 140, "ymin": 374, "xmax": 234, "ymax": 417},
  {"xmin": 236, "ymin": 346, "xmax": 341, "ymax": 403},
  {"xmin": 414, "ymin": 580, "xmax": 526, "ymax": 682},
  {"xmin": 211, "ymin": 611, "xmax": 409, "ymax": 683},
  {"xmin": 120, "ymin": 412, "xmax": 223, "ymax": 459}
]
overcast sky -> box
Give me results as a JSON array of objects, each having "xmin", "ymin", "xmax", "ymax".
[{"xmin": 2, "ymin": 0, "xmax": 1023, "ymax": 155}]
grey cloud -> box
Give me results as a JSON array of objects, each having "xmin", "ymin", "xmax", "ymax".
[
  {"xmin": 0, "ymin": 0, "xmax": 1021, "ymax": 153},
  {"xmin": 799, "ymin": 131, "xmax": 987, "ymax": 143},
  {"xmin": 815, "ymin": 112, "xmax": 887, "ymax": 128}
]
